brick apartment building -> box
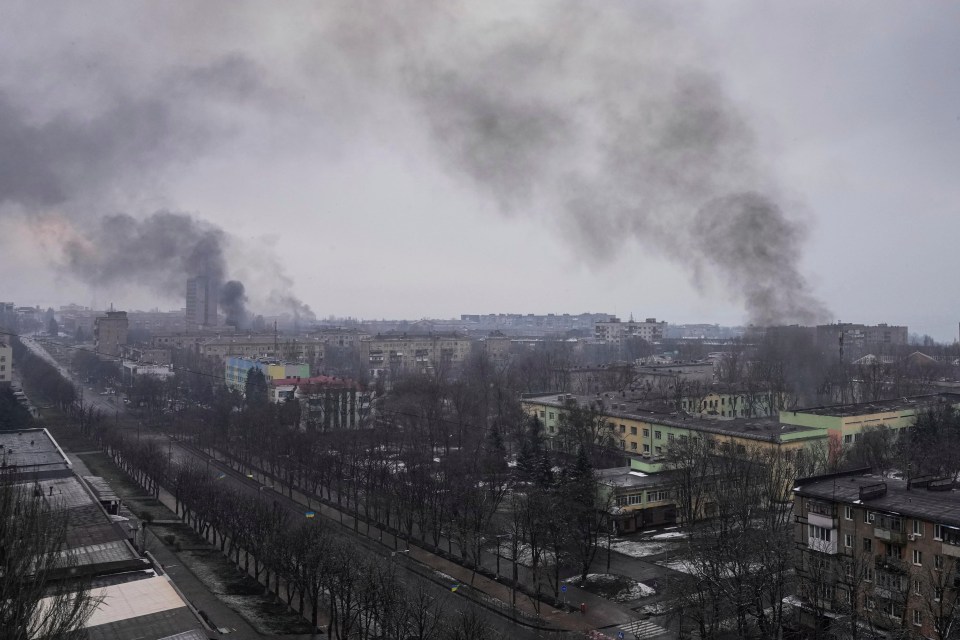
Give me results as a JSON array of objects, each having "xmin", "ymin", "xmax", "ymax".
[{"xmin": 794, "ymin": 469, "xmax": 960, "ymax": 639}]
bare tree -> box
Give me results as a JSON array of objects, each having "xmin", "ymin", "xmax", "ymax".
[{"xmin": 0, "ymin": 472, "xmax": 102, "ymax": 640}]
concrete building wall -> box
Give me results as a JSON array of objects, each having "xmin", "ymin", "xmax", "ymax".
[
  {"xmin": 94, "ymin": 311, "xmax": 129, "ymax": 357},
  {"xmin": 185, "ymin": 276, "xmax": 219, "ymax": 329},
  {"xmin": 360, "ymin": 334, "xmax": 473, "ymax": 378}
]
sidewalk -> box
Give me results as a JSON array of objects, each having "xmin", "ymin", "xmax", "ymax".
[{"xmin": 68, "ymin": 451, "xmax": 321, "ymax": 640}]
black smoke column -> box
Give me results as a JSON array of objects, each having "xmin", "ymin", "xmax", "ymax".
[{"xmin": 220, "ymin": 280, "xmax": 249, "ymax": 329}]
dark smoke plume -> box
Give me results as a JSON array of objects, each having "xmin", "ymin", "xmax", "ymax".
[
  {"xmin": 220, "ymin": 280, "xmax": 249, "ymax": 329},
  {"xmin": 313, "ymin": 3, "xmax": 829, "ymax": 324},
  {"xmin": 2, "ymin": 3, "xmax": 828, "ymax": 325},
  {"xmin": 0, "ymin": 73, "xmax": 313, "ymax": 320},
  {"xmin": 63, "ymin": 211, "xmax": 227, "ymax": 292}
]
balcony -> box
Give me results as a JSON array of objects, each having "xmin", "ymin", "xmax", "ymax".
[
  {"xmin": 874, "ymin": 527, "xmax": 907, "ymax": 545},
  {"xmin": 808, "ymin": 512, "xmax": 837, "ymax": 530},
  {"xmin": 942, "ymin": 540, "xmax": 960, "ymax": 558},
  {"xmin": 875, "ymin": 555, "xmax": 906, "ymax": 574}
]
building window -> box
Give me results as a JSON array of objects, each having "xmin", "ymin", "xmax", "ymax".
[
  {"xmin": 935, "ymin": 554, "xmax": 944, "ymax": 571},
  {"xmin": 643, "ymin": 428, "xmax": 649, "ymax": 437},
  {"xmin": 844, "ymin": 506, "xmax": 853, "ymax": 520},
  {"xmin": 630, "ymin": 442, "xmax": 637, "ymax": 451},
  {"xmin": 914, "ymin": 580, "xmax": 923, "ymax": 596},
  {"xmin": 844, "ymin": 534, "xmax": 853, "ymax": 548},
  {"xmin": 936, "ymin": 587, "xmax": 944, "ymax": 601},
  {"xmin": 620, "ymin": 440, "xmax": 626, "ymax": 449},
  {"xmin": 668, "ymin": 433, "xmax": 675, "ymax": 441},
  {"xmin": 810, "ymin": 525, "xmax": 832, "ymax": 542},
  {"xmin": 630, "ymin": 426, "xmax": 637, "ymax": 436},
  {"xmin": 643, "ymin": 444, "xmax": 650, "ymax": 453},
  {"xmin": 654, "ymin": 430, "xmax": 662, "ymax": 440},
  {"xmin": 655, "ymin": 446, "xmax": 662, "ymax": 455},
  {"xmin": 539, "ymin": 411, "xmax": 545, "ymax": 418},
  {"xmin": 549, "ymin": 412, "xmax": 555, "ymax": 420},
  {"xmin": 913, "ymin": 550, "xmax": 922, "ymax": 566},
  {"xmin": 863, "ymin": 538, "xmax": 872, "ymax": 552},
  {"xmin": 914, "ymin": 610, "xmax": 922, "ymax": 627},
  {"xmin": 913, "ymin": 520, "xmax": 923, "ymax": 536},
  {"xmin": 619, "ymin": 425, "xmax": 626, "ymax": 433},
  {"xmin": 843, "ymin": 434, "xmax": 852, "ymax": 444}
]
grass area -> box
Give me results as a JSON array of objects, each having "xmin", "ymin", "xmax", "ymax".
[
  {"xmin": 152, "ymin": 523, "xmax": 315, "ymax": 635},
  {"xmin": 76, "ymin": 451, "xmax": 172, "ymax": 522}
]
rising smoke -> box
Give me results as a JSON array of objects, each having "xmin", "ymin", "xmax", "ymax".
[
  {"xmin": 0, "ymin": 68, "xmax": 314, "ymax": 322},
  {"xmin": 367, "ymin": 5, "xmax": 829, "ymax": 324},
  {"xmin": 219, "ymin": 280, "xmax": 249, "ymax": 329},
  {"xmin": 0, "ymin": 3, "xmax": 827, "ymax": 325}
]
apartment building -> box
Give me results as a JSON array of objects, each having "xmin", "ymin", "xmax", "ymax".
[
  {"xmin": 781, "ymin": 393, "xmax": 960, "ymax": 452},
  {"xmin": 270, "ymin": 375, "xmax": 371, "ymax": 430},
  {"xmin": 202, "ymin": 334, "xmax": 326, "ymax": 364},
  {"xmin": 794, "ymin": 469, "xmax": 960, "ymax": 638},
  {"xmin": 0, "ymin": 338, "xmax": 11, "ymax": 385},
  {"xmin": 598, "ymin": 463, "xmax": 680, "ymax": 532},
  {"xmin": 360, "ymin": 333, "xmax": 473, "ymax": 378},
  {"xmin": 225, "ymin": 357, "xmax": 310, "ymax": 393},
  {"xmin": 522, "ymin": 394, "xmax": 821, "ymax": 474},
  {"xmin": 93, "ymin": 310, "xmax": 129, "ymax": 357},
  {"xmin": 594, "ymin": 317, "xmax": 667, "ymax": 344}
]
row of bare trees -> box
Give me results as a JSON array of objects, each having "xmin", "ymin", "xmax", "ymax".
[{"xmin": 83, "ymin": 416, "xmax": 508, "ymax": 640}]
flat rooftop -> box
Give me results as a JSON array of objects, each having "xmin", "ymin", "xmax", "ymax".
[
  {"xmin": 0, "ymin": 428, "xmax": 71, "ymax": 472},
  {"xmin": 796, "ymin": 472, "xmax": 960, "ymax": 528},
  {"xmin": 597, "ymin": 467, "xmax": 676, "ymax": 489},
  {"xmin": 526, "ymin": 394, "xmax": 822, "ymax": 443},
  {"xmin": 789, "ymin": 393, "xmax": 960, "ymax": 418}
]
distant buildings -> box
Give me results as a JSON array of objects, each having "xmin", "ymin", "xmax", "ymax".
[
  {"xmin": 203, "ymin": 334, "xmax": 325, "ymax": 364},
  {"xmin": 459, "ymin": 312, "xmax": 611, "ymax": 336},
  {"xmin": 185, "ymin": 276, "xmax": 219, "ymax": 330},
  {"xmin": 121, "ymin": 361, "xmax": 175, "ymax": 383},
  {"xmin": 360, "ymin": 333, "xmax": 473, "ymax": 378},
  {"xmin": 225, "ymin": 356, "xmax": 310, "ymax": 393},
  {"xmin": 594, "ymin": 317, "xmax": 667, "ymax": 344},
  {"xmin": 271, "ymin": 375, "xmax": 371, "ymax": 430},
  {"xmin": 93, "ymin": 310, "xmax": 128, "ymax": 357},
  {"xmin": 815, "ymin": 322, "xmax": 909, "ymax": 353}
]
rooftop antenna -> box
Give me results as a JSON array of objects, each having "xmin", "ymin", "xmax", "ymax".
[{"xmin": 274, "ymin": 320, "xmax": 278, "ymax": 357}]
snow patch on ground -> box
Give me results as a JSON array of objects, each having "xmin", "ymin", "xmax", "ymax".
[
  {"xmin": 609, "ymin": 539, "xmax": 674, "ymax": 558},
  {"xmin": 658, "ymin": 559, "xmax": 761, "ymax": 578},
  {"xmin": 564, "ymin": 573, "xmax": 655, "ymax": 603},
  {"xmin": 651, "ymin": 531, "xmax": 688, "ymax": 540},
  {"xmin": 494, "ymin": 541, "xmax": 556, "ymax": 567}
]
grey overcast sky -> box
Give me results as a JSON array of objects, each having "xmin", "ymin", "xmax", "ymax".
[{"xmin": 1, "ymin": 2, "xmax": 958, "ymax": 338}]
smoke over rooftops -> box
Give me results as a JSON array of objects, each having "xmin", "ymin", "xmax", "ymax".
[{"xmin": 0, "ymin": 3, "xmax": 828, "ymax": 325}]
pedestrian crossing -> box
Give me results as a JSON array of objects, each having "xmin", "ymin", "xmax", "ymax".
[{"xmin": 616, "ymin": 618, "xmax": 672, "ymax": 639}]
